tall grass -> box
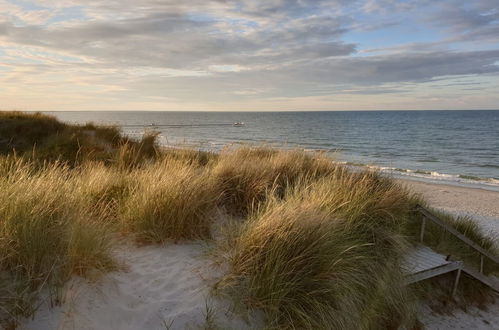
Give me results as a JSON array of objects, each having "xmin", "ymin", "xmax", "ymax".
[
  {"xmin": 0, "ymin": 112, "xmax": 65, "ymax": 154},
  {"xmin": 121, "ymin": 159, "xmax": 218, "ymax": 243},
  {"xmin": 211, "ymin": 146, "xmax": 338, "ymax": 215},
  {"xmin": 114, "ymin": 131, "xmax": 160, "ymax": 169},
  {"xmin": 216, "ymin": 171, "xmax": 419, "ymax": 329},
  {"xmin": 0, "ymin": 111, "xmax": 130, "ymax": 166},
  {"xmin": 0, "ymin": 158, "xmax": 116, "ymax": 323}
]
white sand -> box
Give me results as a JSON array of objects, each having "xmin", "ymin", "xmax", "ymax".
[
  {"xmin": 419, "ymin": 303, "xmax": 499, "ymax": 330},
  {"xmin": 20, "ymin": 243, "xmax": 257, "ymax": 330},
  {"xmin": 400, "ymin": 178, "xmax": 499, "ymax": 330}
]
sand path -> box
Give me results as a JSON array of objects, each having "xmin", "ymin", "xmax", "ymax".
[{"xmin": 20, "ymin": 243, "xmax": 253, "ymax": 330}]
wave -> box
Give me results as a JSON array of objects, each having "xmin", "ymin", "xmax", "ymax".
[
  {"xmin": 479, "ymin": 164, "xmax": 499, "ymax": 169},
  {"xmin": 341, "ymin": 163, "xmax": 499, "ymax": 190}
]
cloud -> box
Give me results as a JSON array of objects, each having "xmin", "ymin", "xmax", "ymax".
[
  {"xmin": 0, "ymin": 5, "xmax": 356, "ymax": 70},
  {"xmin": 1, "ymin": 0, "xmax": 499, "ymax": 110}
]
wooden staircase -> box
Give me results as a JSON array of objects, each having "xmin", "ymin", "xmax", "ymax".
[{"xmin": 410, "ymin": 205, "xmax": 499, "ymax": 293}]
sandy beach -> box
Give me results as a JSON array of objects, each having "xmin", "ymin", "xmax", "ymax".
[{"xmin": 399, "ymin": 178, "xmax": 499, "ymax": 239}]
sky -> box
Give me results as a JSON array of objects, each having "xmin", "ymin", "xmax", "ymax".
[{"xmin": 1, "ymin": 0, "xmax": 499, "ymax": 111}]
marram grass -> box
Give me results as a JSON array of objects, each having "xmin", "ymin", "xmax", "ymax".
[
  {"xmin": 121, "ymin": 159, "xmax": 219, "ymax": 243},
  {"xmin": 216, "ymin": 173, "xmax": 419, "ymax": 329},
  {"xmin": 0, "ymin": 158, "xmax": 116, "ymax": 324}
]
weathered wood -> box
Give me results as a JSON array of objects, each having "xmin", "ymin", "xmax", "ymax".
[
  {"xmin": 416, "ymin": 205, "xmax": 499, "ymax": 265},
  {"xmin": 420, "ymin": 216, "xmax": 426, "ymax": 243},
  {"xmin": 404, "ymin": 261, "xmax": 462, "ymax": 284},
  {"xmin": 402, "ymin": 246, "xmax": 462, "ymax": 284},
  {"xmin": 452, "ymin": 268, "xmax": 461, "ymax": 298},
  {"xmin": 462, "ymin": 266, "xmax": 499, "ymax": 293}
]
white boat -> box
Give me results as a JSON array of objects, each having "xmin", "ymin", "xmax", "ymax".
[{"xmin": 233, "ymin": 122, "xmax": 245, "ymax": 127}]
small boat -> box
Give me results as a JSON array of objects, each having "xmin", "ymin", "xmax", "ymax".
[{"xmin": 233, "ymin": 122, "xmax": 245, "ymax": 127}]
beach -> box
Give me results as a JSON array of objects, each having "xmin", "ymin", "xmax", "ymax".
[
  {"xmin": 399, "ymin": 178, "xmax": 499, "ymax": 239},
  {"xmin": 3, "ymin": 0, "xmax": 499, "ymax": 326}
]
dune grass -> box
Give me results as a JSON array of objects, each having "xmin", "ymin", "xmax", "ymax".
[
  {"xmin": 121, "ymin": 159, "xmax": 218, "ymax": 243},
  {"xmin": 215, "ymin": 171, "xmax": 420, "ymax": 329},
  {"xmin": 0, "ymin": 111, "xmax": 497, "ymax": 329},
  {"xmin": 211, "ymin": 146, "xmax": 338, "ymax": 215},
  {"xmin": 0, "ymin": 158, "xmax": 116, "ymax": 325},
  {"xmin": 0, "ymin": 111, "xmax": 155, "ymax": 167}
]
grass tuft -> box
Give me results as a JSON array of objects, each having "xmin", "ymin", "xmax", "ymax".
[
  {"xmin": 121, "ymin": 160, "xmax": 218, "ymax": 243},
  {"xmin": 218, "ymin": 193, "xmax": 416, "ymax": 329},
  {"xmin": 0, "ymin": 158, "xmax": 116, "ymax": 323}
]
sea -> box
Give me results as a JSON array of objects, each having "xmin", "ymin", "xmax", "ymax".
[{"xmin": 45, "ymin": 110, "xmax": 499, "ymax": 191}]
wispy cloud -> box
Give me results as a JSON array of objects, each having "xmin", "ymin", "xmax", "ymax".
[{"xmin": 0, "ymin": 0, "xmax": 498, "ymax": 110}]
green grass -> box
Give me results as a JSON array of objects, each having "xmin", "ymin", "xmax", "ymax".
[
  {"xmin": 0, "ymin": 111, "xmax": 497, "ymax": 329},
  {"xmin": 0, "ymin": 111, "xmax": 155, "ymax": 167}
]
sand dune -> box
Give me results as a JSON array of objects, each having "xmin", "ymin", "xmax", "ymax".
[{"xmin": 19, "ymin": 179, "xmax": 499, "ymax": 329}]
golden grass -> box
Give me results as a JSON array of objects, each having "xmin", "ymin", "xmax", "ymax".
[
  {"xmin": 121, "ymin": 159, "xmax": 218, "ymax": 243},
  {"xmin": 211, "ymin": 146, "xmax": 338, "ymax": 215},
  {"xmin": 216, "ymin": 172, "xmax": 419, "ymax": 329},
  {"xmin": 0, "ymin": 158, "xmax": 116, "ymax": 323}
]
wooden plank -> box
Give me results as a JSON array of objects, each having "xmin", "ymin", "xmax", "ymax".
[
  {"xmin": 420, "ymin": 216, "xmax": 426, "ymax": 242},
  {"xmin": 462, "ymin": 266, "xmax": 499, "ymax": 293},
  {"xmin": 402, "ymin": 246, "xmax": 449, "ymax": 274},
  {"xmin": 416, "ymin": 205, "xmax": 499, "ymax": 265},
  {"xmin": 404, "ymin": 261, "xmax": 462, "ymax": 284},
  {"xmin": 402, "ymin": 246, "xmax": 462, "ymax": 285},
  {"xmin": 452, "ymin": 268, "xmax": 462, "ymax": 297}
]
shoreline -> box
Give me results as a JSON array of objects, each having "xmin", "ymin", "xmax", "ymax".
[
  {"xmin": 398, "ymin": 177, "xmax": 499, "ymax": 239},
  {"xmin": 398, "ymin": 178, "xmax": 499, "ymax": 219}
]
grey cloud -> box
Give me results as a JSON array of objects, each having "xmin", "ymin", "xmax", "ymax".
[
  {"xmin": 102, "ymin": 49, "xmax": 499, "ymax": 102},
  {"xmin": 283, "ymin": 50, "xmax": 499, "ymax": 84},
  {"xmin": 2, "ymin": 0, "xmax": 499, "ymax": 107},
  {"xmin": 0, "ymin": 4, "xmax": 356, "ymax": 70},
  {"xmin": 433, "ymin": 3, "xmax": 499, "ymax": 32}
]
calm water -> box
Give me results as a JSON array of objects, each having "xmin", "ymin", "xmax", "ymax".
[{"xmin": 46, "ymin": 110, "xmax": 499, "ymax": 190}]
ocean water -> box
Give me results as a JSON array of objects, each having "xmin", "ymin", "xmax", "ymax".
[{"xmin": 46, "ymin": 110, "xmax": 499, "ymax": 191}]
